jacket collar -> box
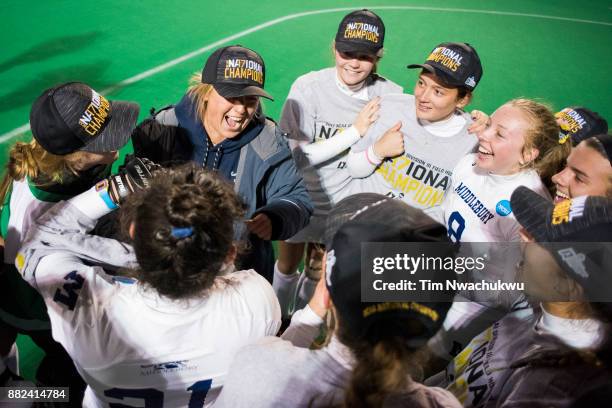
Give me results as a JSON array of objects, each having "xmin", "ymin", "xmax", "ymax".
[{"xmin": 248, "ymin": 118, "xmax": 291, "ymax": 166}]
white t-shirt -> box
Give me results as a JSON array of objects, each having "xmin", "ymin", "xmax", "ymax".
[{"xmin": 216, "ymin": 306, "xmax": 462, "ymax": 408}]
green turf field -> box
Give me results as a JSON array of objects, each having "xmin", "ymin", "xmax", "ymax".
[{"xmin": 1, "ymin": 0, "xmax": 611, "ymax": 381}]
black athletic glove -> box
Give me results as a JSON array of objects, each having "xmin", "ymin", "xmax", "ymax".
[{"xmin": 108, "ymin": 157, "xmax": 160, "ymax": 206}]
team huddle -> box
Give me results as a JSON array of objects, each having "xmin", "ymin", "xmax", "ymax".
[{"xmin": 0, "ymin": 8, "xmax": 611, "ymax": 408}]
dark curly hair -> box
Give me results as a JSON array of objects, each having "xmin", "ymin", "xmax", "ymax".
[{"xmin": 119, "ymin": 164, "xmax": 246, "ymax": 299}]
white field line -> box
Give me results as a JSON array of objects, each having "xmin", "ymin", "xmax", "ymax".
[{"xmin": 2, "ymin": 5, "xmax": 610, "ymax": 143}]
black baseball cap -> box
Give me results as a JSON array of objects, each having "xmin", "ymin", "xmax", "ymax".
[
  {"xmin": 556, "ymin": 107, "xmax": 608, "ymax": 145},
  {"xmin": 408, "ymin": 42, "xmax": 483, "ymax": 90},
  {"xmin": 30, "ymin": 82, "xmax": 139, "ymax": 156},
  {"xmin": 334, "ymin": 9, "xmax": 385, "ymax": 56},
  {"xmin": 201, "ymin": 45, "xmax": 273, "ymax": 100},
  {"xmin": 324, "ymin": 193, "xmax": 454, "ymax": 347},
  {"xmin": 590, "ymin": 134, "xmax": 612, "ymax": 166},
  {"xmin": 511, "ymin": 186, "xmax": 612, "ymax": 299}
]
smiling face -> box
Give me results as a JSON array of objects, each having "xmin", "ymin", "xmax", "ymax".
[
  {"xmin": 203, "ymin": 87, "xmax": 260, "ymax": 143},
  {"xmin": 413, "ymin": 72, "xmax": 469, "ymax": 122},
  {"xmin": 334, "ymin": 49, "xmax": 377, "ymax": 86},
  {"xmin": 475, "ymin": 104, "xmax": 538, "ymax": 175},
  {"xmin": 551, "ymin": 141, "xmax": 612, "ymax": 203}
]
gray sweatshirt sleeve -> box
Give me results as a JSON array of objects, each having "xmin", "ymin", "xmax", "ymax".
[{"xmin": 280, "ymin": 79, "xmax": 315, "ymax": 146}]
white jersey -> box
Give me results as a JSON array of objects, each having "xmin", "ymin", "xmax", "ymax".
[
  {"xmin": 441, "ymin": 154, "xmax": 550, "ymax": 243},
  {"xmin": 426, "ymin": 155, "xmax": 550, "ymax": 360},
  {"xmin": 17, "ymin": 187, "xmax": 281, "ymax": 407}
]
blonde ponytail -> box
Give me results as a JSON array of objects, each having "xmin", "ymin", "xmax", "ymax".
[{"xmin": 0, "ymin": 140, "xmax": 83, "ymax": 206}]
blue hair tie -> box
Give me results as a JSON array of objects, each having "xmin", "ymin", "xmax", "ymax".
[{"xmin": 171, "ymin": 226, "xmax": 194, "ymax": 239}]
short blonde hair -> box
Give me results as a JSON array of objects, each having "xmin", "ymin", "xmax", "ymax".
[{"xmin": 187, "ymin": 72, "xmax": 214, "ymax": 124}]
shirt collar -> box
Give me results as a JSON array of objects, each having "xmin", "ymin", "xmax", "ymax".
[{"xmin": 335, "ymin": 72, "xmax": 369, "ymax": 101}]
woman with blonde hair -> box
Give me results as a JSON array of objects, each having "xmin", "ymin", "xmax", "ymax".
[
  {"xmin": 0, "ymin": 82, "xmax": 138, "ymax": 398},
  {"xmin": 425, "ymin": 98, "xmax": 570, "ymax": 363},
  {"xmin": 132, "ymin": 45, "xmax": 313, "ymax": 282}
]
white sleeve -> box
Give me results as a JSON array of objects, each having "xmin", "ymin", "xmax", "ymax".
[
  {"xmin": 350, "ymin": 109, "xmax": 388, "ymax": 153},
  {"xmin": 241, "ymin": 271, "xmax": 283, "ymax": 337},
  {"xmin": 347, "ymin": 115, "xmax": 388, "ymax": 178},
  {"xmin": 431, "ymin": 154, "xmax": 471, "ymax": 226},
  {"xmin": 292, "ymin": 126, "xmax": 361, "ymax": 167},
  {"xmin": 346, "ymin": 145, "xmax": 383, "ymax": 178},
  {"xmin": 281, "ymin": 304, "xmax": 324, "ymax": 347},
  {"xmin": 17, "ymin": 184, "xmax": 136, "ymax": 287},
  {"xmin": 281, "ymin": 79, "xmax": 363, "ymax": 167}
]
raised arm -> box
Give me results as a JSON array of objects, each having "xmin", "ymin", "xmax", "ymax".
[
  {"xmin": 347, "ymin": 121, "xmax": 405, "ymax": 178},
  {"xmin": 290, "ymin": 97, "xmax": 381, "ymax": 167},
  {"xmin": 18, "ymin": 157, "xmax": 158, "ymax": 287}
]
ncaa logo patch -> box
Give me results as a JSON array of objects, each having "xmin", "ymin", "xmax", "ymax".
[{"xmin": 496, "ymin": 199, "xmax": 512, "ymax": 216}]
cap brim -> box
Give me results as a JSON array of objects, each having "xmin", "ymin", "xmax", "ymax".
[
  {"xmin": 81, "ymin": 100, "xmax": 139, "ymax": 153},
  {"xmin": 335, "ymin": 40, "xmax": 381, "ymax": 56},
  {"xmin": 324, "ymin": 193, "xmax": 447, "ymax": 248},
  {"xmin": 406, "ymin": 63, "xmax": 462, "ymax": 88},
  {"xmin": 213, "ymin": 83, "xmax": 273, "ymax": 101},
  {"xmin": 324, "ymin": 193, "xmax": 391, "ymax": 247},
  {"xmin": 407, "ymin": 63, "xmax": 434, "ymax": 72},
  {"xmin": 510, "ymin": 186, "xmax": 553, "ymax": 242}
]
